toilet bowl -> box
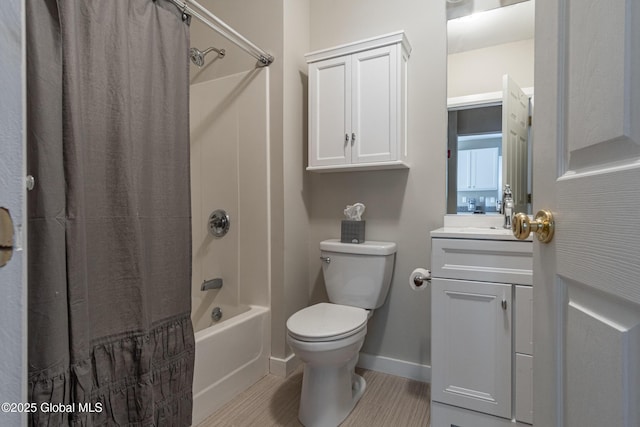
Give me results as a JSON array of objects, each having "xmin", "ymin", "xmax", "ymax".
[
  {"xmin": 287, "ymin": 303, "xmax": 369, "ymax": 427},
  {"xmin": 286, "ymin": 240, "xmax": 396, "ymax": 427}
]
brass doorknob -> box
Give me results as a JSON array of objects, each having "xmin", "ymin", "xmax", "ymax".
[{"xmin": 512, "ymin": 209, "xmax": 555, "ymax": 243}]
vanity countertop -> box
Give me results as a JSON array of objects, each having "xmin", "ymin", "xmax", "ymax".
[
  {"xmin": 430, "ymin": 226, "xmax": 533, "ymax": 241},
  {"xmin": 432, "ymin": 214, "xmax": 534, "ymax": 241}
]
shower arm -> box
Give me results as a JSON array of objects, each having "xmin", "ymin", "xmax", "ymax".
[
  {"xmin": 170, "ymin": 0, "xmax": 274, "ymax": 66},
  {"xmin": 201, "ymin": 46, "xmax": 225, "ymax": 58}
]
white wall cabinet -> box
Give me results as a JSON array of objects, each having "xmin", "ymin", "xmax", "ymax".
[
  {"xmin": 457, "ymin": 147, "xmax": 499, "ymax": 191},
  {"xmin": 306, "ymin": 32, "xmax": 411, "ymax": 172},
  {"xmin": 430, "ymin": 233, "xmax": 533, "ymax": 426}
]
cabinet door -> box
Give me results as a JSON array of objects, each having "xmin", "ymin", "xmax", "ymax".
[
  {"xmin": 472, "ymin": 147, "xmax": 499, "ymax": 190},
  {"xmin": 351, "ymin": 45, "xmax": 397, "ymax": 164},
  {"xmin": 432, "ymin": 278, "xmax": 512, "ymax": 419},
  {"xmin": 308, "ymin": 56, "xmax": 352, "ymax": 167},
  {"xmin": 457, "ymin": 150, "xmax": 472, "ymax": 191}
]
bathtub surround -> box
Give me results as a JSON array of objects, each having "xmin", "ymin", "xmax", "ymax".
[
  {"xmin": 190, "ymin": 66, "xmax": 271, "ymax": 422},
  {"xmin": 187, "ymin": 0, "xmax": 309, "ymax": 380},
  {"xmin": 26, "ymin": 1, "xmax": 194, "ymax": 424},
  {"xmin": 190, "ymin": 70, "xmax": 270, "ymax": 318}
]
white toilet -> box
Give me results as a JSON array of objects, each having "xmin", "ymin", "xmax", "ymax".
[{"xmin": 286, "ymin": 238, "xmax": 397, "ymax": 427}]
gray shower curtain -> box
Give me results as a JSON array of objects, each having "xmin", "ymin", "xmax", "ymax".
[{"xmin": 26, "ymin": 0, "xmax": 194, "ymax": 425}]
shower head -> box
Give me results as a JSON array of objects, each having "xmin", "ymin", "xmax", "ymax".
[{"xmin": 189, "ymin": 46, "xmax": 225, "ymax": 67}]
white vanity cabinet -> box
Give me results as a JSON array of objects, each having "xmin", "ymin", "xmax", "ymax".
[
  {"xmin": 432, "ymin": 277, "xmax": 513, "ymax": 419},
  {"xmin": 305, "ymin": 32, "xmax": 411, "ymax": 172},
  {"xmin": 457, "ymin": 147, "xmax": 499, "ymax": 191},
  {"xmin": 430, "ymin": 231, "xmax": 533, "ymax": 427}
]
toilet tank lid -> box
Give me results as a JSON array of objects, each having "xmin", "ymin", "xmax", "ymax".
[{"xmin": 320, "ymin": 239, "xmax": 396, "ymax": 255}]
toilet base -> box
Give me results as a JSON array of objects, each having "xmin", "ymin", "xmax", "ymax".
[
  {"xmin": 286, "ymin": 313, "xmax": 368, "ymax": 427},
  {"xmin": 299, "ymin": 364, "xmax": 366, "ymax": 427}
]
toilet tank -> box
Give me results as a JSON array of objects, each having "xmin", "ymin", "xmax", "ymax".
[{"xmin": 320, "ymin": 239, "xmax": 396, "ymax": 309}]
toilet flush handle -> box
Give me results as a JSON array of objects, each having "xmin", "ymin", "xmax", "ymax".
[{"xmin": 319, "ymin": 256, "xmax": 331, "ymax": 264}]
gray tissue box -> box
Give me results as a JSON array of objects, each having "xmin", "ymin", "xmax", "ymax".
[{"xmin": 341, "ymin": 220, "xmax": 365, "ymax": 243}]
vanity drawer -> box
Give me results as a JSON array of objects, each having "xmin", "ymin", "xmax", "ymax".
[
  {"xmin": 515, "ymin": 285, "xmax": 533, "ymax": 355},
  {"xmin": 431, "ymin": 238, "xmax": 533, "ymax": 285},
  {"xmin": 515, "ymin": 353, "xmax": 533, "ymax": 424}
]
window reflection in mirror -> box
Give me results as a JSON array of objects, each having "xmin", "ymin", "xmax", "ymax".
[{"xmin": 446, "ymin": 0, "xmax": 534, "ymax": 215}]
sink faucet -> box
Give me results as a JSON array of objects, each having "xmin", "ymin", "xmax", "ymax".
[{"xmin": 503, "ymin": 184, "xmax": 514, "ymax": 229}]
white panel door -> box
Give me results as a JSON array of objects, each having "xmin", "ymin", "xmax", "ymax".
[
  {"xmin": 534, "ymin": 0, "xmax": 640, "ymax": 426},
  {"xmin": 432, "ymin": 278, "xmax": 512, "ymax": 419},
  {"xmin": 351, "ymin": 45, "xmax": 396, "ymax": 164},
  {"xmin": 502, "ymin": 74, "xmax": 529, "ymax": 213},
  {"xmin": 308, "ymin": 56, "xmax": 351, "ymax": 167}
]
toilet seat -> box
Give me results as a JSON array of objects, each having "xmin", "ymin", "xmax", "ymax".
[{"xmin": 287, "ymin": 303, "xmax": 368, "ymax": 342}]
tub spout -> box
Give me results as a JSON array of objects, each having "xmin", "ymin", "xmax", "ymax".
[{"xmin": 201, "ymin": 278, "xmax": 223, "ymax": 291}]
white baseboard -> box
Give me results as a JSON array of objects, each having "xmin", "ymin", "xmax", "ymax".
[
  {"xmin": 357, "ymin": 352, "xmax": 431, "ymax": 383},
  {"xmin": 270, "ymin": 352, "xmax": 430, "ymax": 383},
  {"xmin": 269, "ymin": 353, "xmax": 301, "ymax": 378}
]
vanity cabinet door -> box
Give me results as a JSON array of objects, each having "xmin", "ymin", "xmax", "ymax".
[{"xmin": 432, "ymin": 278, "xmax": 512, "ymax": 419}]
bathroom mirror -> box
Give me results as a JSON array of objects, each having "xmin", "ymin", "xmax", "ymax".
[{"xmin": 446, "ymin": 0, "xmax": 534, "ymax": 215}]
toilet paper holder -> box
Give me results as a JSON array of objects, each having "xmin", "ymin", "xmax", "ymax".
[{"xmin": 413, "ymin": 271, "xmax": 431, "ymax": 287}]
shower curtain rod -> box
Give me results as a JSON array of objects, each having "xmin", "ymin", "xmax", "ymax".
[{"xmin": 170, "ymin": 0, "xmax": 274, "ymax": 66}]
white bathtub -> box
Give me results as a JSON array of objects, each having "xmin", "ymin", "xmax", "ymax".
[{"xmin": 192, "ymin": 304, "xmax": 270, "ymax": 425}]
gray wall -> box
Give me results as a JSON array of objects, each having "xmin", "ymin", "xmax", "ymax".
[
  {"xmin": 308, "ymin": 0, "xmax": 447, "ymax": 366},
  {"xmin": 0, "ymin": 0, "xmax": 27, "ymax": 423},
  {"xmin": 280, "ymin": 0, "xmax": 312, "ymax": 362}
]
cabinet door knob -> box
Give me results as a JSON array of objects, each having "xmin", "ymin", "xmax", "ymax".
[
  {"xmin": 345, "ymin": 133, "xmax": 349, "ymax": 143},
  {"xmin": 351, "ymin": 133, "xmax": 356, "ymax": 144},
  {"xmin": 501, "ymin": 299, "xmax": 507, "ymax": 310}
]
